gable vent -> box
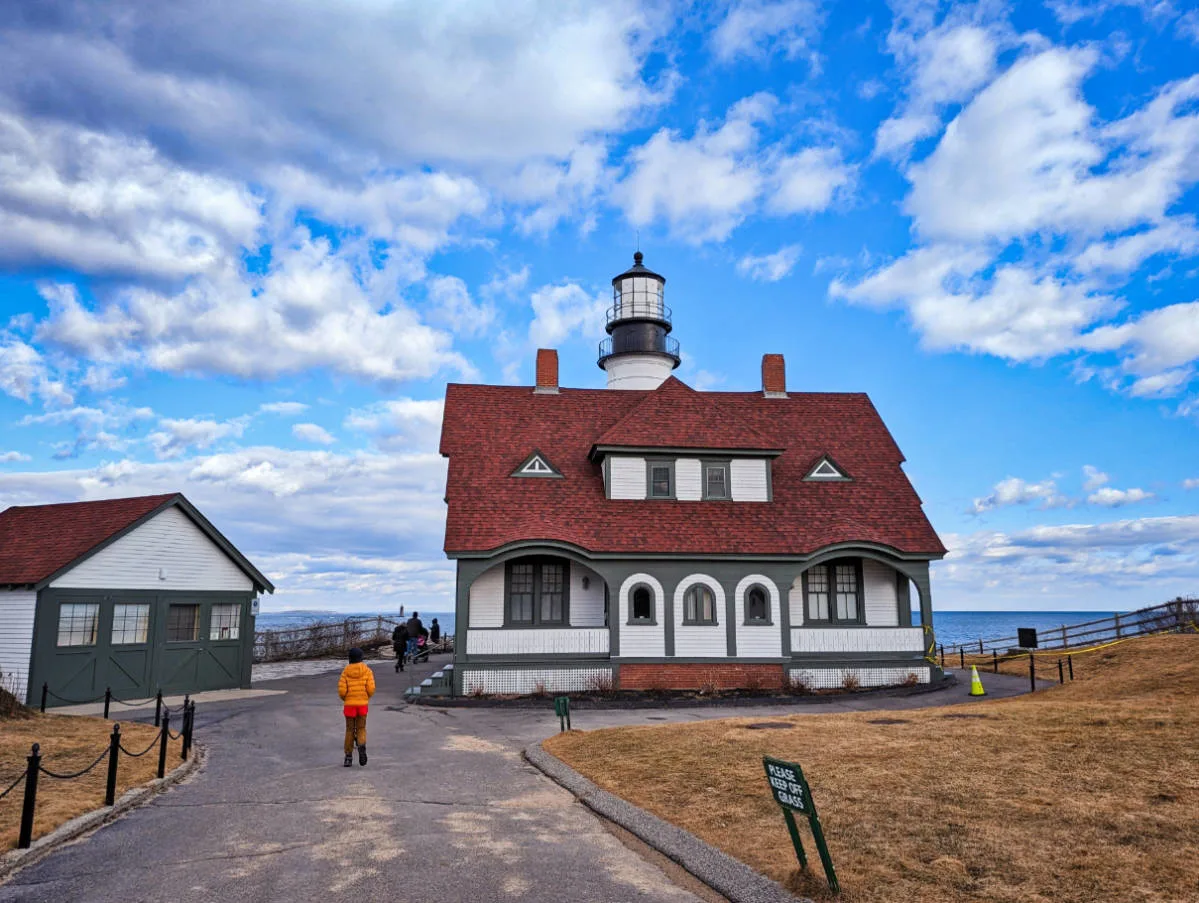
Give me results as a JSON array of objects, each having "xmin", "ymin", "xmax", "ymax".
[
  {"xmin": 512, "ymin": 451, "xmax": 562, "ymax": 478},
  {"xmin": 805, "ymin": 457, "xmax": 849, "ymax": 481}
]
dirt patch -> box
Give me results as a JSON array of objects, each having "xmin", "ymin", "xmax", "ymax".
[
  {"xmin": 441, "ymin": 734, "xmax": 516, "ymax": 758},
  {"xmin": 545, "ymin": 634, "xmax": 1199, "ymax": 903},
  {"xmin": 0, "ymin": 713, "xmax": 183, "ymax": 851}
]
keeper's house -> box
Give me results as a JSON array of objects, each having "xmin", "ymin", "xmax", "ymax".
[
  {"xmin": 0, "ymin": 493, "xmax": 273, "ymax": 707},
  {"xmin": 437, "ymin": 252, "xmax": 946, "ymax": 697}
]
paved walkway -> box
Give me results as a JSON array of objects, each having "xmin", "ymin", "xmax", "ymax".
[{"xmin": 1, "ymin": 661, "xmax": 1033, "ymax": 902}]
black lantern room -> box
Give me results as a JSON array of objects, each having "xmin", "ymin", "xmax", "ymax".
[{"xmin": 597, "ymin": 252, "xmax": 681, "ymax": 371}]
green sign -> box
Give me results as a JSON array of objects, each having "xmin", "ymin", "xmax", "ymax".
[{"xmin": 763, "ymin": 756, "xmax": 839, "ymax": 895}]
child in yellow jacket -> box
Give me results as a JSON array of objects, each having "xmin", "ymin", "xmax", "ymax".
[{"xmin": 338, "ymin": 647, "xmax": 376, "ymax": 767}]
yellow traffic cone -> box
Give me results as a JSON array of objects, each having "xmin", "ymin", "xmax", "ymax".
[{"xmin": 969, "ymin": 665, "xmax": 986, "ymax": 697}]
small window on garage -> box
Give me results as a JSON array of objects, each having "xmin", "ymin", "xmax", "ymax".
[
  {"xmin": 57, "ymin": 603, "xmax": 99, "ymax": 647},
  {"xmin": 166, "ymin": 604, "xmax": 200, "ymax": 642},
  {"xmin": 210, "ymin": 603, "xmax": 241, "ymax": 640},
  {"xmin": 111, "ymin": 603, "xmax": 150, "ymax": 645}
]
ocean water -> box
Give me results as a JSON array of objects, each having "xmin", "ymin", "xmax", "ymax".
[{"xmin": 257, "ymin": 608, "xmax": 1115, "ymax": 649}]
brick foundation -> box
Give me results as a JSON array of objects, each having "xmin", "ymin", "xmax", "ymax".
[{"xmin": 619, "ymin": 663, "xmax": 784, "ymax": 691}]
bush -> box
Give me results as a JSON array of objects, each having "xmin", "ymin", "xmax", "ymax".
[
  {"xmin": 467, "ymin": 682, "xmax": 487, "ymax": 698},
  {"xmin": 0, "ymin": 670, "xmax": 30, "ymax": 720},
  {"xmin": 742, "ymin": 670, "xmax": 765, "ymax": 692},
  {"xmin": 901, "ymin": 672, "xmax": 921, "ymax": 687},
  {"xmin": 841, "ymin": 670, "xmax": 861, "ymax": 692},
  {"xmin": 785, "ymin": 673, "xmax": 812, "ymax": 696},
  {"xmin": 586, "ymin": 673, "xmax": 616, "ymax": 697},
  {"xmin": 531, "ymin": 680, "xmax": 548, "ymax": 697}
]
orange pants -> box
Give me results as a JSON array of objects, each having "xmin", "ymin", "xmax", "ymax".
[{"xmin": 343, "ymin": 707, "xmax": 367, "ymax": 754}]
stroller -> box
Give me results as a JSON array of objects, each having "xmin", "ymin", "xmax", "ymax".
[{"xmin": 414, "ymin": 633, "xmax": 430, "ymax": 664}]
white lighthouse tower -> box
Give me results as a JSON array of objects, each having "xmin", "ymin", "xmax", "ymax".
[{"xmin": 597, "ymin": 252, "xmax": 681, "ymax": 390}]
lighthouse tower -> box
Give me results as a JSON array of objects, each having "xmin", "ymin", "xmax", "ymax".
[{"xmin": 597, "ymin": 252, "xmax": 681, "ymax": 390}]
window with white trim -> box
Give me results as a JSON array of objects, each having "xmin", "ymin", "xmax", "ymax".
[
  {"xmin": 111, "ymin": 603, "xmax": 150, "ymax": 645},
  {"xmin": 210, "ymin": 603, "xmax": 242, "ymax": 640},
  {"xmin": 703, "ymin": 462, "xmax": 729, "ymax": 499},
  {"xmin": 803, "ymin": 560, "xmax": 863, "ymax": 624},
  {"xmin": 682, "ymin": 584, "xmax": 717, "ymax": 625},
  {"xmin": 57, "ymin": 603, "xmax": 99, "ymax": 647}
]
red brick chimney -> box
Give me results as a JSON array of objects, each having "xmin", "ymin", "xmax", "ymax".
[
  {"xmin": 762, "ymin": 353, "xmax": 787, "ymax": 397},
  {"xmin": 535, "ymin": 348, "xmax": 559, "ymax": 394}
]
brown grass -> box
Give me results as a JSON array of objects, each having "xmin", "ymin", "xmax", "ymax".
[
  {"xmin": 0, "ymin": 714, "xmax": 183, "ymax": 851},
  {"xmin": 545, "ymin": 634, "xmax": 1199, "ymax": 903}
]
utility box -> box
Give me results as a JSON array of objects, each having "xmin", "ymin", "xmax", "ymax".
[{"xmin": 1017, "ymin": 627, "xmax": 1038, "ymax": 649}]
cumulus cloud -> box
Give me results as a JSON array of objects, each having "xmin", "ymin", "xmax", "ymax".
[
  {"xmin": 259, "ymin": 402, "xmax": 309, "ymax": 416},
  {"xmin": 736, "ymin": 245, "xmax": 802, "ymax": 282},
  {"xmin": 1184, "ymin": 478, "xmax": 1199, "ymax": 490},
  {"xmin": 423, "ymin": 275, "xmax": 495, "ymax": 338},
  {"xmin": 1087, "ymin": 486, "xmax": 1155, "ymax": 507},
  {"xmin": 19, "ymin": 403, "xmax": 153, "ymax": 459},
  {"xmin": 291, "ymin": 423, "xmax": 336, "ymax": 446},
  {"xmin": 1082, "ymin": 465, "xmax": 1110, "ymax": 491},
  {"xmin": 344, "ymin": 399, "xmax": 444, "ymax": 453},
  {"xmin": 0, "ymin": 452, "xmax": 31, "ymax": 463},
  {"xmin": 969, "ymin": 476, "xmax": 1068, "ymax": 515},
  {"xmin": 528, "ymin": 283, "xmax": 608, "ymax": 348},
  {"xmin": 148, "ymin": 416, "xmax": 249, "ymax": 460},
  {"xmin": 711, "ymin": 0, "xmax": 825, "ymax": 64}
]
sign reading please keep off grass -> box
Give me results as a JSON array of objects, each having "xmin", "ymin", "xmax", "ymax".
[{"xmin": 763, "ymin": 756, "xmax": 840, "ymax": 894}]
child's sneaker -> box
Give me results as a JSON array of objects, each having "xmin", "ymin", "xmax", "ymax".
[
  {"xmin": 358, "ymin": 745, "xmax": 368, "ymax": 766},
  {"xmin": 344, "ymin": 753, "xmax": 353, "ymax": 767}
]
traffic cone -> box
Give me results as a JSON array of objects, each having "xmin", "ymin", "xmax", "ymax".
[{"xmin": 969, "ymin": 665, "xmax": 986, "ymax": 697}]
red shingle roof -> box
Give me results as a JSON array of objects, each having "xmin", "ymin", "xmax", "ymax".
[
  {"xmin": 0, "ymin": 494, "xmax": 179, "ymax": 586},
  {"xmin": 440, "ymin": 381, "xmax": 946, "ymax": 557}
]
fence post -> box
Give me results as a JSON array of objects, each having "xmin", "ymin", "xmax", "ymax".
[
  {"xmin": 993, "ymin": 650, "xmax": 998, "ymax": 674},
  {"xmin": 939, "ymin": 644, "xmax": 944, "ymax": 667},
  {"xmin": 103, "ymin": 687, "xmax": 111, "ymax": 720},
  {"xmin": 158, "ymin": 711, "xmax": 170, "ymax": 779},
  {"xmin": 40, "ymin": 682, "xmax": 47, "ymax": 714},
  {"xmin": 959, "ymin": 649, "xmax": 965, "ymax": 670},
  {"xmin": 1058, "ymin": 659, "xmax": 1064, "ymax": 684},
  {"xmin": 18, "ymin": 743, "xmax": 40, "ymax": 849},
  {"xmin": 1068, "ymin": 656, "xmax": 1074, "ymax": 681},
  {"xmin": 1061, "ymin": 625, "xmax": 1068, "ymax": 648},
  {"xmin": 105, "ymin": 724, "xmax": 121, "ymax": 806},
  {"xmin": 1028, "ymin": 654, "xmax": 1036, "ymax": 694},
  {"xmin": 978, "ymin": 639, "xmax": 983, "ymax": 655},
  {"xmin": 155, "ymin": 690, "xmax": 163, "ymax": 727},
  {"xmin": 1114, "ymin": 612, "xmax": 1121, "ymax": 639}
]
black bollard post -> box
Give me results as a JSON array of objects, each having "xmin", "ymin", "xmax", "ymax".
[
  {"xmin": 155, "ymin": 690, "xmax": 163, "ymax": 728},
  {"xmin": 103, "ymin": 687, "xmax": 111, "ymax": 720},
  {"xmin": 105, "ymin": 725, "xmax": 121, "ymax": 806},
  {"xmin": 939, "ymin": 644, "xmax": 944, "ymax": 667},
  {"xmin": 978, "ymin": 639, "xmax": 984, "ymax": 655},
  {"xmin": 182, "ymin": 702, "xmax": 194, "ymax": 761},
  {"xmin": 1058, "ymin": 659, "xmax": 1064, "ymax": 684},
  {"xmin": 40, "ymin": 682, "xmax": 48, "ymax": 714},
  {"xmin": 158, "ymin": 711, "xmax": 170, "ymax": 779},
  {"xmin": 1029, "ymin": 654, "xmax": 1036, "ymax": 694},
  {"xmin": 993, "ymin": 649, "xmax": 998, "ymax": 674},
  {"xmin": 1068, "ymin": 656, "xmax": 1074, "ymax": 680},
  {"xmin": 959, "ymin": 649, "xmax": 965, "ymax": 670},
  {"xmin": 18, "ymin": 744, "xmax": 41, "ymax": 849}
]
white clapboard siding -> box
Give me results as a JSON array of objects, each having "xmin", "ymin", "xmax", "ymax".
[
  {"xmin": 609, "ymin": 457, "xmax": 647, "ymax": 499},
  {"xmin": 788, "ymin": 579, "xmax": 804, "ymax": 627},
  {"xmin": 469, "ymin": 565, "xmax": 505, "ymax": 628},
  {"xmin": 675, "ymin": 459, "xmax": 702, "ymax": 501},
  {"xmin": 674, "ymin": 574, "xmax": 727, "ymax": 657},
  {"xmin": 734, "ymin": 575, "xmax": 782, "ymax": 657},
  {"xmin": 461, "ymin": 667, "xmax": 613, "ymax": 695},
  {"xmin": 618, "ymin": 573, "xmax": 665, "ymax": 657},
  {"xmin": 863, "ymin": 559, "xmax": 900, "ymax": 626},
  {"xmin": 789, "ymin": 666, "xmax": 929, "ymax": 690},
  {"xmin": 790, "ymin": 627, "xmax": 925, "ymax": 653},
  {"xmin": 571, "ymin": 564, "xmax": 606, "ymax": 627},
  {"xmin": 730, "ymin": 459, "xmax": 769, "ymax": 502},
  {"xmin": 50, "ymin": 507, "xmax": 252, "ymax": 591},
  {"xmin": 466, "ymin": 629, "xmax": 609, "ymax": 655},
  {"xmin": 0, "ymin": 590, "xmax": 37, "ymax": 702}
]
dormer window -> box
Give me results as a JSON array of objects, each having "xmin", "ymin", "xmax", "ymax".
[
  {"xmin": 648, "ymin": 460, "xmax": 674, "ymax": 498},
  {"xmin": 513, "ymin": 451, "xmax": 562, "ymax": 478},
  {"xmin": 703, "ymin": 461, "xmax": 729, "ymax": 499},
  {"xmin": 805, "ymin": 456, "xmax": 849, "ymax": 481}
]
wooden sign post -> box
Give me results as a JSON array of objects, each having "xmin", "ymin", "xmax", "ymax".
[{"xmin": 763, "ymin": 756, "xmax": 839, "ymax": 894}]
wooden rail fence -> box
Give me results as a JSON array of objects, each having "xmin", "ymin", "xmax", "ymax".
[{"xmin": 253, "ymin": 615, "xmax": 453, "ymax": 662}]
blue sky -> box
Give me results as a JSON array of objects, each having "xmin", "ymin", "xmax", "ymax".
[{"xmin": 0, "ymin": 0, "xmax": 1196, "ymax": 613}]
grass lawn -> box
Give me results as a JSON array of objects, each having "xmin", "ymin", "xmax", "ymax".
[
  {"xmin": 0, "ymin": 709, "xmax": 183, "ymax": 851},
  {"xmin": 544, "ymin": 634, "xmax": 1199, "ymax": 903}
]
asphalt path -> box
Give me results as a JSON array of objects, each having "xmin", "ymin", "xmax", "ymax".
[{"xmin": 0, "ymin": 660, "xmax": 1033, "ymax": 902}]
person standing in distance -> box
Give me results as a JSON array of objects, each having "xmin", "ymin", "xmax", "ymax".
[
  {"xmin": 405, "ymin": 611, "xmax": 424, "ymax": 663},
  {"xmin": 338, "ymin": 647, "xmax": 375, "ymax": 767},
  {"xmin": 392, "ymin": 621, "xmax": 407, "ymax": 672}
]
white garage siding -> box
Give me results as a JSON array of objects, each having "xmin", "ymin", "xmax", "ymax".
[
  {"xmin": 50, "ymin": 507, "xmax": 252, "ymax": 592},
  {"xmin": 468, "ymin": 565, "xmax": 505, "ymax": 628},
  {"xmin": 673, "ymin": 574, "xmax": 727, "ymax": 657},
  {"xmin": 0, "ymin": 589, "xmax": 37, "ymax": 702},
  {"xmin": 618, "ymin": 573, "xmax": 666, "ymax": 657},
  {"xmin": 608, "ymin": 457, "xmax": 647, "ymax": 499},
  {"xmin": 733, "ymin": 575, "xmax": 782, "ymax": 657}
]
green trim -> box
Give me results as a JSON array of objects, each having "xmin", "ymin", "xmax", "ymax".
[
  {"xmin": 701, "ymin": 459, "xmax": 732, "ymax": 500},
  {"xmin": 800, "ymin": 559, "xmax": 866, "ymax": 626},
  {"xmin": 646, "ymin": 458, "xmax": 676, "ymax": 499},
  {"xmin": 448, "ymin": 538, "xmax": 944, "ymax": 564},
  {"xmin": 613, "ymin": 656, "xmax": 791, "ymax": 665},
  {"xmin": 503, "ymin": 557, "xmax": 571, "ymax": 628},
  {"xmin": 590, "ymin": 444, "xmax": 782, "ymax": 462},
  {"xmin": 626, "ymin": 582, "xmax": 657, "ymax": 625},
  {"xmin": 743, "ymin": 583, "xmax": 773, "ymax": 625},
  {"xmin": 464, "ymin": 653, "xmax": 612, "ymax": 663},
  {"xmin": 680, "ymin": 583, "xmax": 719, "ymax": 626}
]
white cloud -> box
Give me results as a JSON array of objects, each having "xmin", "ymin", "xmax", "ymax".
[
  {"xmin": 528, "ymin": 283, "xmax": 608, "ymax": 348},
  {"xmin": 149, "ymin": 417, "xmax": 249, "ymax": 460},
  {"xmin": 344, "ymin": 399, "xmax": 444, "ymax": 453},
  {"xmin": 1087, "ymin": 486, "xmax": 1155, "ymax": 507},
  {"xmin": 423, "ymin": 275, "xmax": 495, "ymax": 338},
  {"xmin": 711, "ymin": 0, "xmax": 824, "ymax": 64},
  {"xmin": 259, "ymin": 402, "xmax": 309, "ymax": 416},
  {"xmin": 1184, "ymin": 478, "xmax": 1199, "ymax": 490},
  {"xmin": 0, "ymin": 452, "xmax": 31, "ymax": 463},
  {"xmin": 767, "ymin": 148, "xmax": 854, "ymax": 215},
  {"xmin": 18, "ymin": 402, "xmax": 153, "ymax": 458},
  {"xmin": 969, "ymin": 476, "xmax": 1068, "ymax": 514},
  {"xmin": 0, "ymin": 333, "xmax": 72, "ymax": 406},
  {"xmin": 291, "ymin": 423, "xmax": 336, "ymax": 446},
  {"xmin": 1082, "ymin": 465, "xmax": 1110, "ymax": 491},
  {"xmin": 736, "ymin": 244, "xmax": 802, "ymax": 282}
]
